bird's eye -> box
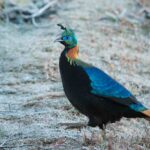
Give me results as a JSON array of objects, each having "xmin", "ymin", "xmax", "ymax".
[
  {"xmin": 63, "ymin": 36, "xmax": 72, "ymax": 41},
  {"xmin": 66, "ymin": 36, "xmax": 69, "ymax": 40}
]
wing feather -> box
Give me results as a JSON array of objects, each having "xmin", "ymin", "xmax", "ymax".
[
  {"xmin": 84, "ymin": 67, "xmax": 131, "ymax": 99},
  {"xmin": 75, "ymin": 59, "xmax": 147, "ymax": 112},
  {"xmin": 76, "ymin": 60, "xmax": 147, "ymax": 112}
]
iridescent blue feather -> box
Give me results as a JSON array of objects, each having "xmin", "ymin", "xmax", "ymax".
[
  {"xmin": 84, "ymin": 67, "xmax": 132, "ymax": 98},
  {"xmin": 82, "ymin": 66, "xmax": 147, "ymax": 112},
  {"xmin": 129, "ymin": 103, "xmax": 146, "ymax": 112}
]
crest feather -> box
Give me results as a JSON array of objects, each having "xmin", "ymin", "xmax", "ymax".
[{"xmin": 57, "ymin": 24, "xmax": 66, "ymax": 30}]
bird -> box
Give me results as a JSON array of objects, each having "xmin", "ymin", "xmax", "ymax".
[{"xmin": 55, "ymin": 24, "xmax": 150, "ymax": 129}]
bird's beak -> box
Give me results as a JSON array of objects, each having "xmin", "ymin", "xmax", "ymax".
[{"xmin": 54, "ymin": 37, "xmax": 63, "ymax": 42}]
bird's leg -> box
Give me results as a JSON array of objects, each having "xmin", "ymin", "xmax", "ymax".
[
  {"xmin": 82, "ymin": 117, "xmax": 104, "ymax": 145},
  {"xmin": 82, "ymin": 128, "xmax": 104, "ymax": 145},
  {"xmin": 88, "ymin": 117, "xmax": 97, "ymax": 127},
  {"xmin": 82, "ymin": 128, "xmax": 90, "ymax": 145},
  {"xmin": 59, "ymin": 122, "xmax": 87, "ymax": 130},
  {"xmin": 100, "ymin": 124, "xmax": 107, "ymax": 141},
  {"xmin": 82, "ymin": 128, "xmax": 95, "ymax": 145}
]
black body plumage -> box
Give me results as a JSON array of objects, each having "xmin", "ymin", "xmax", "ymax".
[{"xmin": 59, "ymin": 48, "xmax": 145, "ymax": 129}]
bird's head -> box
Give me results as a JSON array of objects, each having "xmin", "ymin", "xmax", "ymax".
[{"xmin": 55, "ymin": 24, "xmax": 78, "ymax": 48}]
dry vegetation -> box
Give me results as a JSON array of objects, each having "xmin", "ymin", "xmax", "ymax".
[{"xmin": 0, "ymin": 0, "xmax": 150, "ymax": 149}]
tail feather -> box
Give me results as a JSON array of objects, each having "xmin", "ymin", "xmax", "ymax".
[{"xmin": 142, "ymin": 109, "xmax": 150, "ymax": 118}]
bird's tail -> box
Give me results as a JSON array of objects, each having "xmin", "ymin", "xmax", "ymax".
[{"xmin": 141, "ymin": 109, "xmax": 150, "ymax": 121}]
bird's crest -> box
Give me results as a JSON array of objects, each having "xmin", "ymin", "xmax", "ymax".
[
  {"xmin": 57, "ymin": 24, "xmax": 67, "ymax": 30},
  {"xmin": 57, "ymin": 24, "xmax": 75, "ymax": 36}
]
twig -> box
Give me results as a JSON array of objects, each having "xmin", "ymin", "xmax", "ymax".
[
  {"xmin": 26, "ymin": 0, "xmax": 58, "ymax": 27},
  {"xmin": 0, "ymin": 139, "xmax": 9, "ymax": 148},
  {"xmin": 0, "ymin": 144, "xmax": 47, "ymax": 149},
  {"xmin": 23, "ymin": 92, "xmax": 65, "ymax": 107},
  {"xmin": 31, "ymin": 0, "xmax": 58, "ymax": 18},
  {"xmin": 31, "ymin": 17, "xmax": 38, "ymax": 27},
  {"xmin": 30, "ymin": 92, "xmax": 65, "ymax": 100},
  {"xmin": 59, "ymin": 122, "xmax": 87, "ymax": 129},
  {"xmin": 22, "ymin": 0, "xmax": 58, "ymax": 19},
  {"xmin": 0, "ymin": 135, "xmax": 18, "ymax": 148},
  {"xmin": 31, "ymin": 17, "xmax": 51, "ymax": 28},
  {"xmin": 2, "ymin": 7, "xmax": 35, "ymax": 15},
  {"xmin": 0, "ymin": 0, "xmax": 58, "ymax": 27}
]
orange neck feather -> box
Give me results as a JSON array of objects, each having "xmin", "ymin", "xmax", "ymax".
[{"xmin": 66, "ymin": 45, "xmax": 79, "ymax": 60}]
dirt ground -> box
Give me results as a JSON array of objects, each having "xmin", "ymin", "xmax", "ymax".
[{"xmin": 0, "ymin": 0, "xmax": 150, "ymax": 149}]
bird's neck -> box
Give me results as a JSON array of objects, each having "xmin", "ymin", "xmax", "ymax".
[{"xmin": 65, "ymin": 45, "xmax": 79, "ymax": 60}]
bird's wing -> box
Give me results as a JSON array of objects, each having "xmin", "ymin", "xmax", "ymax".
[{"xmin": 75, "ymin": 59, "xmax": 147, "ymax": 112}]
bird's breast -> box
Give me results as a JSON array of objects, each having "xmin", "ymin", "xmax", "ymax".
[{"xmin": 59, "ymin": 53, "xmax": 91, "ymax": 99}]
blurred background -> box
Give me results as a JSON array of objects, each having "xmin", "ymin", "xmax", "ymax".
[{"xmin": 0, "ymin": 0, "xmax": 150, "ymax": 149}]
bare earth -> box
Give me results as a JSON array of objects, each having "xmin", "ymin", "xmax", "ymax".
[{"xmin": 0, "ymin": 0, "xmax": 150, "ymax": 149}]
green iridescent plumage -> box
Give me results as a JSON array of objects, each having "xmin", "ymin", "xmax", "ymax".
[{"xmin": 57, "ymin": 24, "xmax": 77, "ymax": 48}]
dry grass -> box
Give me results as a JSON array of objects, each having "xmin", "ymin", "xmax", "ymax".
[{"xmin": 0, "ymin": 0, "xmax": 150, "ymax": 149}]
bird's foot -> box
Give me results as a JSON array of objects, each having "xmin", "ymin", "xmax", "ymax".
[
  {"xmin": 99, "ymin": 124, "xmax": 107, "ymax": 141},
  {"xmin": 82, "ymin": 130, "xmax": 103, "ymax": 146},
  {"xmin": 101, "ymin": 129, "xmax": 107, "ymax": 141},
  {"xmin": 59, "ymin": 122, "xmax": 87, "ymax": 129}
]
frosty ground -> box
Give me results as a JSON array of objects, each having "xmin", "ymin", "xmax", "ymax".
[{"xmin": 0, "ymin": 0, "xmax": 150, "ymax": 149}]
